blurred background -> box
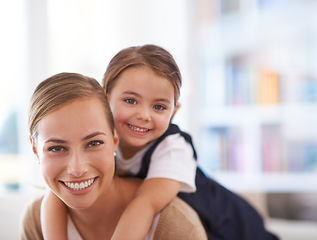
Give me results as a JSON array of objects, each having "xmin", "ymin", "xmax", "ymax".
[{"xmin": 1, "ymin": 0, "xmax": 317, "ymax": 239}]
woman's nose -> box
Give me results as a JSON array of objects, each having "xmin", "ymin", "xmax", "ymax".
[{"xmin": 67, "ymin": 151, "xmax": 87, "ymax": 177}]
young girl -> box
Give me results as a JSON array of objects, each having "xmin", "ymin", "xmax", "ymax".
[{"xmin": 41, "ymin": 45, "xmax": 278, "ymax": 240}]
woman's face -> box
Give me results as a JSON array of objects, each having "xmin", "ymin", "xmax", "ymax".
[{"xmin": 31, "ymin": 96, "xmax": 118, "ymax": 209}]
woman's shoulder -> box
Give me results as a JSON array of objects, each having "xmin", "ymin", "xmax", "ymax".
[
  {"xmin": 154, "ymin": 197, "xmax": 207, "ymax": 240},
  {"xmin": 20, "ymin": 196, "xmax": 44, "ymax": 240}
]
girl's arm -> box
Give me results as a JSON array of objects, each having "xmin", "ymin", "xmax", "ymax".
[
  {"xmin": 111, "ymin": 178, "xmax": 181, "ymax": 240},
  {"xmin": 41, "ymin": 191, "xmax": 68, "ymax": 240}
]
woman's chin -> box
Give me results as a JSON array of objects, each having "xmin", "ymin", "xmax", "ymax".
[
  {"xmin": 59, "ymin": 194, "xmax": 97, "ymax": 210},
  {"xmin": 55, "ymin": 177, "xmax": 99, "ymax": 210}
]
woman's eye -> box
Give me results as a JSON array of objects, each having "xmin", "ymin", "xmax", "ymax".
[
  {"xmin": 153, "ymin": 104, "xmax": 166, "ymax": 111},
  {"xmin": 48, "ymin": 146, "xmax": 66, "ymax": 152},
  {"xmin": 87, "ymin": 140, "xmax": 104, "ymax": 148},
  {"xmin": 124, "ymin": 98, "xmax": 136, "ymax": 105}
]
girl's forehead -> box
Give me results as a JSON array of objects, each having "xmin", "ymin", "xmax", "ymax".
[
  {"xmin": 118, "ymin": 68, "xmax": 172, "ymax": 89},
  {"xmin": 118, "ymin": 66, "xmax": 170, "ymax": 85},
  {"xmin": 110, "ymin": 66, "xmax": 178, "ymax": 105}
]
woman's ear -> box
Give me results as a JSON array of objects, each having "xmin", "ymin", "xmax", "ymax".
[
  {"xmin": 30, "ymin": 136, "xmax": 39, "ymax": 159},
  {"xmin": 113, "ymin": 129, "xmax": 119, "ymax": 151}
]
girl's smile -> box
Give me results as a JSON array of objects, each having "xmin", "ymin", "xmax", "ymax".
[
  {"xmin": 107, "ymin": 66, "xmax": 177, "ymax": 158},
  {"xmin": 127, "ymin": 124, "xmax": 150, "ymax": 134}
]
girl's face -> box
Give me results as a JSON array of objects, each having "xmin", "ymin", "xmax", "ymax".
[
  {"xmin": 107, "ymin": 66, "xmax": 178, "ymax": 157},
  {"xmin": 31, "ymin": 96, "xmax": 119, "ymax": 209}
]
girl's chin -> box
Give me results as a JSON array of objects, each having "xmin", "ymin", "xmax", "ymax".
[{"xmin": 125, "ymin": 135, "xmax": 152, "ymax": 145}]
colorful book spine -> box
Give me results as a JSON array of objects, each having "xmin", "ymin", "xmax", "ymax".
[{"xmin": 200, "ymin": 125, "xmax": 317, "ymax": 173}]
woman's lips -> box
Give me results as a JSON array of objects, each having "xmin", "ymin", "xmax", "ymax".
[{"xmin": 60, "ymin": 177, "xmax": 96, "ymax": 191}]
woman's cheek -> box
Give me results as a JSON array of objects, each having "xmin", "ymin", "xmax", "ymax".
[
  {"xmin": 41, "ymin": 155, "xmax": 64, "ymax": 182},
  {"xmin": 95, "ymin": 151, "xmax": 115, "ymax": 175}
]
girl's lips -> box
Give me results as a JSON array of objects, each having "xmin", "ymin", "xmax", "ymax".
[
  {"xmin": 60, "ymin": 177, "xmax": 97, "ymax": 194},
  {"xmin": 127, "ymin": 124, "xmax": 150, "ymax": 133}
]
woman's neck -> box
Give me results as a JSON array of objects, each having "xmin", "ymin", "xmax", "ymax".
[{"xmin": 68, "ymin": 177, "xmax": 141, "ymax": 240}]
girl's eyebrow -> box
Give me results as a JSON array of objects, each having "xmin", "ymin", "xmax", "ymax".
[
  {"xmin": 122, "ymin": 90, "xmax": 139, "ymax": 96},
  {"xmin": 155, "ymin": 98, "xmax": 171, "ymax": 104},
  {"xmin": 44, "ymin": 132, "xmax": 106, "ymax": 144},
  {"xmin": 123, "ymin": 91, "xmax": 172, "ymax": 104}
]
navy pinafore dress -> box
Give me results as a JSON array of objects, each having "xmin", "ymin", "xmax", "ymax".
[{"xmin": 135, "ymin": 124, "xmax": 279, "ymax": 240}]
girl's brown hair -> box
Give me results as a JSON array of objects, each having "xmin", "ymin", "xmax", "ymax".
[
  {"xmin": 102, "ymin": 44, "xmax": 182, "ymax": 106},
  {"xmin": 29, "ymin": 72, "xmax": 115, "ymax": 138}
]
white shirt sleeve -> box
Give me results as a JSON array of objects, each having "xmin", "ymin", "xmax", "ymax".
[{"xmin": 145, "ymin": 133, "xmax": 197, "ymax": 193}]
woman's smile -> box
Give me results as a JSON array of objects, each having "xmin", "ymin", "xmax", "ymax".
[
  {"xmin": 61, "ymin": 176, "xmax": 96, "ymax": 190},
  {"xmin": 59, "ymin": 177, "xmax": 98, "ymax": 195},
  {"xmin": 35, "ymin": 96, "xmax": 118, "ymax": 208}
]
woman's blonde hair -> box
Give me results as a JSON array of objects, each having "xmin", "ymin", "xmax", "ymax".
[
  {"xmin": 29, "ymin": 72, "xmax": 114, "ymax": 138},
  {"xmin": 102, "ymin": 44, "xmax": 182, "ymax": 106}
]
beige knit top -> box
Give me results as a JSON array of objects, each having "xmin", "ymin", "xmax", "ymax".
[{"xmin": 20, "ymin": 196, "xmax": 207, "ymax": 240}]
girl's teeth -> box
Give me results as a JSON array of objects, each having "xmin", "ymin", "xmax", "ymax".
[
  {"xmin": 129, "ymin": 124, "xmax": 149, "ymax": 133},
  {"xmin": 64, "ymin": 178, "xmax": 95, "ymax": 190}
]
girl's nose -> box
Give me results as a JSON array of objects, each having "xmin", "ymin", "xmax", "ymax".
[
  {"xmin": 67, "ymin": 151, "xmax": 87, "ymax": 177},
  {"xmin": 136, "ymin": 106, "xmax": 151, "ymax": 122}
]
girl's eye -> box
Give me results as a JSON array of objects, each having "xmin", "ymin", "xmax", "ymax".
[
  {"xmin": 87, "ymin": 140, "xmax": 104, "ymax": 148},
  {"xmin": 48, "ymin": 146, "xmax": 66, "ymax": 152},
  {"xmin": 153, "ymin": 104, "xmax": 166, "ymax": 111},
  {"xmin": 124, "ymin": 98, "xmax": 136, "ymax": 105}
]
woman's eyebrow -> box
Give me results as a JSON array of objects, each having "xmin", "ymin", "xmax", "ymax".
[
  {"xmin": 44, "ymin": 132, "xmax": 106, "ymax": 144},
  {"xmin": 45, "ymin": 138, "xmax": 66, "ymax": 144},
  {"xmin": 82, "ymin": 132, "xmax": 106, "ymax": 141}
]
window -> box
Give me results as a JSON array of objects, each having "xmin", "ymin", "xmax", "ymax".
[{"xmin": 0, "ymin": 1, "xmax": 28, "ymax": 193}]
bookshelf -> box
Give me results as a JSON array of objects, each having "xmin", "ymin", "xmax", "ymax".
[{"xmin": 195, "ymin": 0, "xmax": 317, "ymax": 192}]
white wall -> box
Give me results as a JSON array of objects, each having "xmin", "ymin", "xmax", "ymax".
[
  {"xmin": 1, "ymin": 1, "xmax": 196, "ymax": 238},
  {"xmin": 16, "ymin": 0, "xmax": 195, "ymax": 189}
]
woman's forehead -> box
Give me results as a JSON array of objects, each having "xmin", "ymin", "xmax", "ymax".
[{"xmin": 37, "ymin": 97, "xmax": 111, "ymax": 139}]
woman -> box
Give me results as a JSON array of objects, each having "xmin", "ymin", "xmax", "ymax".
[{"xmin": 20, "ymin": 72, "xmax": 207, "ymax": 240}]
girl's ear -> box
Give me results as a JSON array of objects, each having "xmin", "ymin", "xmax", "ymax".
[{"xmin": 171, "ymin": 102, "xmax": 181, "ymax": 119}]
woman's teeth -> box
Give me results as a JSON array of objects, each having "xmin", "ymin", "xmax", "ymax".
[
  {"xmin": 64, "ymin": 178, "xmax": 95, "ymax": 190},
  {"xmin": 128, "ymin": 124, "xmax": 149, "ymax": 133}
]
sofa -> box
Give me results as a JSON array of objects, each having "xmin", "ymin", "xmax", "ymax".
[
  {"xmin": 1, "ymin": 190, "xmax": 317, "ymax": 240},
  {"xmin": 239, "ymin": 192, "xmax": 317, "ymax": 240}
]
